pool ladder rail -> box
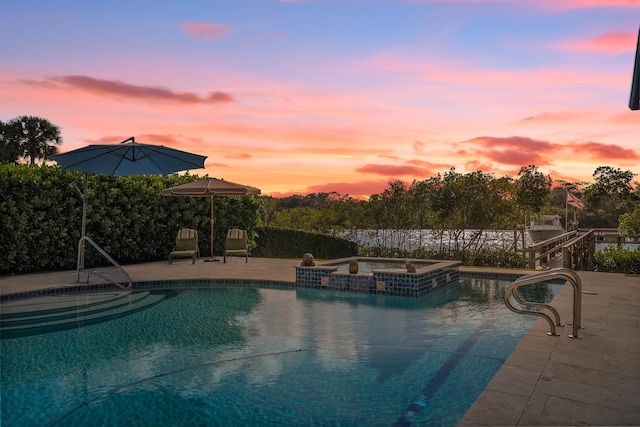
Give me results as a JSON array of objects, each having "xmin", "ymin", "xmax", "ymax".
[
  {"xmin": 76, "ymin": 236, "xmax": 132, "ymax": 290},
  {"xmin": 504, "ymin": 268, "xmax": 582, "ymax": 339}
]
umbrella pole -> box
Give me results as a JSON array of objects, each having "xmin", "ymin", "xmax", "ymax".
[
  {"xmin": 74, "ymin": 173, "xmax": 89, "ymax": 282},
  {"xmin": 204, "ymin": 196, "xmax": 219, "ymax": 262}
]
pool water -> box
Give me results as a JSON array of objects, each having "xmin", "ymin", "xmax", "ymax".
[
  {"xmin": 332, "ymin": 259, "xmax": 433, "ymax": 273},
  {"xmin": 1, "ymin": 277, "xmax": 560, "ymax": 426}
]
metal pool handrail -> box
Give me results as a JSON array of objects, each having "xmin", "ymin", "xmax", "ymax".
[
  {"xmin": 76, "ymin": 236, "xmax": 132, "ymax": 290},
  {"xmin": 504, "ymin": 268, "xmax": 582, "ymax": 339}
]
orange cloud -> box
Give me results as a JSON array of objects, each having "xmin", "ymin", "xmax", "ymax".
[
  {"xmin": 205, "ymin": 161, "xmax": 230, "ymax": 170},
  {"xmin": 463, "ymin": 160, "xmax": 516, "ymax": 176},
  {"xmin": 24, "ymin": 76, "xmax": 234, "ymax": 104},
  {"xmin": 356, "ymin": 164, "xmax": 427, "ymax": 176},
  {"xmin": 547, "ymin": 169, "xmax": 591, "ymax": 185},
  {"xmin": 181, "ymin": 22, "xmax": 229, "ymax": 39},
  {"xmin": 225, "ymin": 153, "xmax": 253, "ymax": 159},
  {"xmin": 555, "ymin": 31, "xmax": 638, "ymax": 54},
  {"xmin": 292, "ymin": 179, "xmax": 396, "ymax": 199},
  {"xmin": 86, "ymin": 134, "xmax": 205, "ymax": 147}
]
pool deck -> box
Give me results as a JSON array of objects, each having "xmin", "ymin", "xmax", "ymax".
[{"xmin": 1, "ymin": 259, "xmax": 639, "ymax": 426}]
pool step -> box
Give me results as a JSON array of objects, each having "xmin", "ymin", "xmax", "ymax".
[{"xmin": 0, "ymin": 291, "xmax": 165, "ymax": 338}]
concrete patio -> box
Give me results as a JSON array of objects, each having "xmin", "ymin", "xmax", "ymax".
[{"xmin": 1, "ymin": 259, "xmax": 639, "ymax": 426}]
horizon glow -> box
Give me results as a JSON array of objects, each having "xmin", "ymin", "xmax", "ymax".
[{"xmin": 1, "ymin": 0, "xmax": 639, "ymax": 198}]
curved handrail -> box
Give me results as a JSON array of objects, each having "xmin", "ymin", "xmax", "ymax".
[
  {"xmin": 511, "ymin": 284, "xmax": 562, "ymax": 326},
  {"xmin": 76, "ymin": 236, "xmax": 132, "ymax": 290},
  {"xmin": 504, "ymin": 268, "xmax": 582, "ymax": 339}
]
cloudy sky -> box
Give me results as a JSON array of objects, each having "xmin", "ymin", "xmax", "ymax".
[{"xmin": 2, "ymin": 0, "xmax": 639, "ymax": 198}]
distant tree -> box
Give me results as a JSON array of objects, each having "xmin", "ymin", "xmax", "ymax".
[
  {"xmin": 514, "ymin": 165, "xmax": 552, "ymax": 215},
  {"xmin": 2, "ymin": 116, "xmax": 62, "ymax": 164},
  {"xmin": 0, "ymin": 120, "xmax": 22, "ymax": 164},
  {"xmin": 583, "ymin": 166, "xmax": 637, "ymax": 211},
  {"xmin": 581, "ymin": 166, "xmax": 638, "ymax": 227},
  {"xmin": 619, "ymin": 205, "xmax": 640, "ymax": 239}
]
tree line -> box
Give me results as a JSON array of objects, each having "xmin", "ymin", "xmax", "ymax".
[
  {"xmin": 263, "ymin": 165, "xmax": 640, "ymax": 247},
  {"xmin": 2, "ymin": 115, "xmax": 638, "ymax": 246}
]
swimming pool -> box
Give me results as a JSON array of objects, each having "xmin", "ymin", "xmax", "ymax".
[{"xmin": 1, "ymin": 277, "xmax": 561, "ymax": 426}]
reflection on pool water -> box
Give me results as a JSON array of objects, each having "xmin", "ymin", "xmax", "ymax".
[
  {"xmin": 1, "ymin": 277, "xmax": 561, "ymax": 426},
  {"xmin": 332, "ymin": 259, "xmax": 435, "ymax": 273}
]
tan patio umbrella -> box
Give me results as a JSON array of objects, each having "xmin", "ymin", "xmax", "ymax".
[{"xmin": 162, "ymin": 178, "xmax": 261, "ymax": 262}]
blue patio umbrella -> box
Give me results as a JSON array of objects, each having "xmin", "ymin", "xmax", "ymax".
[
  {"xmin": 50, "ymin": 136, "xmax": 207, "ymax": 176},
  {"xmin": 50, "ymin": 137, "xmax": 207, "ymax": 282}
]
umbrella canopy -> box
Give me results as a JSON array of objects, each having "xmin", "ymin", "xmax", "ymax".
[
  {"xmin": 162, "ymin": 178, "xmax": 261, "ymax": 261},
  {"xmin": 50, "ymin": 137, "xmax": 207, "ymax": 176}
]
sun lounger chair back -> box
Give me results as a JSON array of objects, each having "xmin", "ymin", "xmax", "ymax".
[
  {"xmin": 223, "ymin": 228, "xmax": 248, "ymax": 263},
  {"xmin": 169, "ymin": 228, "xmax": 199, "ymax": 264}
]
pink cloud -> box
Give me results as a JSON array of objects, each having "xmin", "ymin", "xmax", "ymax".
[
  {"xmin": 555, "ymin": 31, "xmax": 637, "ymax": 54},
  {"xmin": 549, "ymin": 0, "xmax": 640, "ymax": 9},
  {"xmin": 181, "ymin": 22, "xmax": 229, "ymax": 39},
  {"xmin": 463, "ymin": 136, "xmax": 556, "ymax": 166},
  {"xmin": 575, "ymin": 141, "xmax": 640, "ymax": 160},
  {"xmin": 368, "ymin": 53, "xmax": 620, "ymax": 92},
  {"xmin": 465, "ymin": 136, "xmax": 555, "ymax": 150},
  {"xmin": 395, "ymin": 0, "xmax": 637, "ymax": 6},
  {"xmin": 24, "ymin": 75, "xmax": 234, "ymax": 104},
  {"xmin": 521, "ymin": 111, "xmax": 594, "ymax": 123}
]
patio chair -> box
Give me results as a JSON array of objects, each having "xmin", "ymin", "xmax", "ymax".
[
  {"xmin": 223, "ymin": 228, "xmax": 248, "ymax": 263},
  {"xmin": 169, "ymin": 228, "xmax": 200, "ymax": 264}
]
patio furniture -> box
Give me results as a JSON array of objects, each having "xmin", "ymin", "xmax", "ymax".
[
  {"xmin": 169, "ymin": 228, "xmax": 200, "ymax": 264},
  {"xmin": 223, "ymin": 229, "xmax": 248, "ymax": 263}
]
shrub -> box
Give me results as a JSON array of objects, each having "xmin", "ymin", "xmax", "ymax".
[
  {"xmin": 357, "ymin": 245, "xmax": 526, "ymax": 268},
  {"xmin": 253, "ymin": 226, "xmax": 357, "ymax": 259},
  {"xmin": 593, "ymin": 245, "xmax": 640, "ymax": 274}
]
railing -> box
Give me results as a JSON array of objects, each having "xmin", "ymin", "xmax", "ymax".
[
  {"xmin": 526, "ymin": 231, "xmax": 577, "ymax": 269},
  {"xmin": 76, "ymin": 236, "xmax": 132, "ymax": 290},
  {"xmin": 562, "ymin": 230, "xmax": 596, "ymax": 271},
  {"xmin": 591, "ymin": 228, "xmax": 640, "ymax": 246},
  {"xmin": 504, "ymin": 268, "xmax": 582, "ymax": 339}
]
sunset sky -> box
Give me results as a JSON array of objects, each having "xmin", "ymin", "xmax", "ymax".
[{"xmin": 2, "ymin": 0, "xmax": 639, "ymax": 198}]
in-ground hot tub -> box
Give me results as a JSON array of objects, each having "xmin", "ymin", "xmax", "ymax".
[{"xmin": 295, "ymin": 257, "xmax": 461, "ymax": 297}]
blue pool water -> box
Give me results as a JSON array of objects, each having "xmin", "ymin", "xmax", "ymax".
[{"xmin": 1, "ymin": 277, "xmax": 560, "ymax": 426}]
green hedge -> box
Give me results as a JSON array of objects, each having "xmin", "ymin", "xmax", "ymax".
[
  {"xmin": 593, "ymin": 245, "xmax": 640, "ymax": 274},
  {"xmin": 0, "ymin": 164, "xmax": 262, "ymax": 274},
  {"xmin": 358, "ymin": 245, "xmax": 527, "ymax": 268},
  {"xmin": 253, "ymin": 226, "xmax": 358, "ymax": 259}
]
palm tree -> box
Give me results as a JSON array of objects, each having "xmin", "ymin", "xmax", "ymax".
[
  {"xmin": 4, "ymin": 116, "xmax": 62, "ymax": 164},
  {"xmin": 0, "ymin": 120, "xmax": 23, "ymax": 164}
]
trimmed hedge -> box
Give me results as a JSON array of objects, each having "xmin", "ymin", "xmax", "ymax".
[
  {"xmin": 0, "ymin": 164, "xmax": 262, "ymax": 274},
  {"xmin": 253, "ymin": 226, "xmax": 358, "ymax": 259}
]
